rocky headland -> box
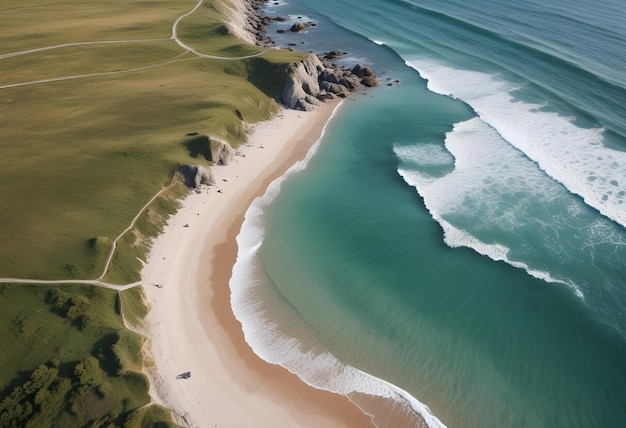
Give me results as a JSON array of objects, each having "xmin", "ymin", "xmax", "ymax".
[
  {"xmin": 282, "ymin": 53, "xmax": 378, "ymax": 111},
  {"xmin": 178, "ymin": 1, "xmax": 379, "ymax": 188},
  {"xmin": 225, "ymin": 0, "xmax": 379, "ymax": 112}
]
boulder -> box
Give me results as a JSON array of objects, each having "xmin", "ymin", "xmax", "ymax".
[
  {"xmin": 339, "ymin": 75, "xmax": 361, "ymax": 91},
  {"xmin": 361, "ymin": 76, "xmax": 379, "ymax": 87},
  {"xmin": 352, "ymin": 64, "xmax": 376, "ymax": 78},
  {"xmin": 316, "ymin": 92, "xmax": 336, "ymax": 101},
  {"xmin": 290, "ymin": 22, "xmax": 306, "ymax": 32},
  {"xmin": 178, "ymin": 165, "xmax": 215, "ymax": 188},
  {"xmin": 210, "ymin": 140, "xmax": 235, "ymax": 166},
  {"xmin": 297, "ymin": 95, "xmax": 321, "ymax": 111},
  {"xmin": 320, "ymin": 81, "xmax": 350, "ymax": 97},
  {"xmin": 324, "ymin": 50, "xmax": 344, "ymax": 60},
  {"xmin": 320, "ymin": 69, "xmax": 341, "ymax": 84}
]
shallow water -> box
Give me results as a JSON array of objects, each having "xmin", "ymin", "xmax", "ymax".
[{"xmin": 231, "ymin": 0, "xmax": 626, "ymax": 426}]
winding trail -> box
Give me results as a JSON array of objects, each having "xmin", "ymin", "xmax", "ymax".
[
  {"xmin": 0, "ymin": 38, "xmax": 174, "ymax": 60},
  {"xmin": 0, "ymin": 173, "xmax": 180, "ymax": 289},
  {"xmin": 0, "ymin": 53, "xmax": 195, "ymax": 90},
  {"xmin": 0, "ymin": 277, "xmax": 148, "ymax": 290},
  {"xmin": 0, "ymin": 0, "xmax": 266, "ymax": 90},
  {"xmin": 171, "ymin": 0, "xmax": 265, "ymax": 60},
  {"xmin": 0, "ymin": 0, "xmax": 265, "ymax": 287},
  {"xmin": 98, "ymin": 174, "xmax": 179, "ymax": 282}
]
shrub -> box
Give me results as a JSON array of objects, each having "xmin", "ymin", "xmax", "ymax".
[
  {"xmin": 66, "ymin": 296, "xmax": 90, "ymax": 320},
  {"xmin": 48, "ymin": 288, "xmax": 69, "ymax": 309},
  {"xmin": 74, "ymin": 356, "xmax": 102, "ymax": 386}
]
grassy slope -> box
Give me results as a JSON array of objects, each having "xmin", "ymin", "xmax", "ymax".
[
  {"xmin": 0, "ymin": 0, "xmax": 306, "ymax": 425},
  {"xmin": 0, "ymin": 283, "xmax": 174, "ymax": 427},
  {"xmin": 0, "ymin": 0, "xmax": 304, "ymax": 280}
]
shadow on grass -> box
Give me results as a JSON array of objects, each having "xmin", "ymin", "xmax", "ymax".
[
  {"xmin": 92, "ymin": 333, "xmax": 120, "ymax": 377},
  {"xmin": 182, "ymin": 134, "xmax": 212, "ymax": 161},
  {"xmin": 0, "ymin": 369, "xmax": 32, "ymax": 400},
  {"xmin": 244, "ymin": 57, "xmax": 291, "ymax": 102}
]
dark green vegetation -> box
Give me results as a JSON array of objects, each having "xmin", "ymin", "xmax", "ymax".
[
  {"xmin": 0, "ymin": 283, "xmax": 175, "ymax": 427},
  {"xmin": 0, "ymin": 0, "xmax": 307, "ymax": 425}
]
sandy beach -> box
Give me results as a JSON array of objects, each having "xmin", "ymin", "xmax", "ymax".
[{"xmin": 140, "ymin": 100, "xmax": 375, "ymax": 427}]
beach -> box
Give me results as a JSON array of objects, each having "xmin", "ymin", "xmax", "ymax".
[
  {"xmin": 138, "ymin": 0, "xmax": 626, "ymax": 426},
  {"xmin": 139, "ymin": 99, "xmax": 374, "ymax": 427}
]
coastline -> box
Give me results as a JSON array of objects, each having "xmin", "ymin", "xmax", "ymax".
[{"xmin": 140, "ymin": 99, "xmax": 375, "ymax": 427}]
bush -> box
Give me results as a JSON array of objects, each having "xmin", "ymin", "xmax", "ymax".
[
  {"xmin": 23, "ymin": 364, "xmax": 57, "ymax": 395},
  {"xmin": 74, "ymin": 356, "xmax": 102, "ymax": 386},
  {"xmin": 48, "ymin": 288, "xmax": 69, "ymax": 309},
  {"xmin": 80, "ymin": 313, "xmax": 93, "ymax": 329},
  {"xmin": 66, "ymin": 296, "xmax": 90, "ymax": 320}
]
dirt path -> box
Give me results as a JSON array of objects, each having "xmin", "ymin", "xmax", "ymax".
[{"xmin": 0, "ymin": 0, "xmax": 265, "ymax": 283}]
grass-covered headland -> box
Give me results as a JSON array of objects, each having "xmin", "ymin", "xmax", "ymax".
[{"xmin": 0, "ymin": 0, "xmax": 305, "ymax": 425}]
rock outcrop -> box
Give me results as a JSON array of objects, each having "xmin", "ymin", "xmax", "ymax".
[
  {"xmin": 282, "ymin": 54, "xmax": 324, "ymax": 111},
  {"xmin": 178, "ymin": 165, "xmax": 215, "ymax": 188},
  {"xmin": 219, "ymin": 0, "xmax": 259, "ymax": 45},
  {"xmin": 224, "ymin": 0, "xmax": 380, "ymax": 111},
  {"xmin": 182, "ymin": 135, "xmax": 236, "ymax": 166},
  {"xmin": 210, "ymin": 140, "xmax": 235, "ymax": 166},
  {"xmin": 290, "ymin": 22, "xmax": 306, "ymax": 32},
  {"xmin": 282, "ymin": 53, "xmax": 378, "ymax": 111}
]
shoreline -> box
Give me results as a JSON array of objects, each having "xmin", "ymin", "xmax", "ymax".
[{"xmin": 140, "ymin": 99, "xmax": 375, "ymax": 427}]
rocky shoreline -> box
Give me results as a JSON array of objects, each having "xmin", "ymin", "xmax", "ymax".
[
  {"xmin": 233, "ymin": 0, "xmax": 379, "ymax": 111},
  {"xmin": 282, "ymin": 53, "xmax": 378, "ymax": 111}
]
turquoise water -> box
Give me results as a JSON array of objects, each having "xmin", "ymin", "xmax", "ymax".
[{"xmin": 231, "ymin": 0, "xmax": 626, "ymax": 426}]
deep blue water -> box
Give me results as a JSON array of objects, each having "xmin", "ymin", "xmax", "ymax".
[{"xmin": 230, "ymin": 0, "xmax": 626, "ymax": 426}]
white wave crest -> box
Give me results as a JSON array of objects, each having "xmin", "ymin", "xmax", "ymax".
[
  {"xmin": 406, "ymin": 59, "xmax": 626, "ymax": 229},
  {"xmin": 394, "ymin": 117, "xmax": 586, "ymax": 298},
  {"xmin": 394, "ymin": 143, "xmax": 455, "ymax": 167},
  {"xmin": 230, "ymin": 105, "xmax": 447, "ymax": 428}
]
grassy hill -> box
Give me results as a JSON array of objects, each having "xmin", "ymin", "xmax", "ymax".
[
  {"xmin": 0, "ymin": 0, "xmax": 304, "ymax": 281},
  {"xmin": 0, "ymin": 0, "xmax": 305, "ymax": 425}
]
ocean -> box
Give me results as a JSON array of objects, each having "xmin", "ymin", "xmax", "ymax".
[{"xmin": 230, "ymin": 0, "xmax": 626, "ymax": 426}]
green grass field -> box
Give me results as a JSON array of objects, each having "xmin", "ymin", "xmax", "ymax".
[
  {"xmin": 0, "ymin": 283, "xmax": 175, "ymax": 427},
  {"xmin": 0, "ymin": 0, "xmax": 304, "ymax": 280},
  {"xmin": 0, "ymin": 0, "xmax": 307, "ymax": 425}
]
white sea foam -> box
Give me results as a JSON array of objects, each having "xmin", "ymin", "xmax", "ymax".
[
  {"xmin": 230, "ymin": 105, "xmax": 447, "ymax": 428},
  {"xmin": 394, "ymin": 143, "xmax": 454, "ymax": 167},
  {"xmin": 394, "ymin": 118, "xmax": 585, "ymax": 298},
  {"xmin": 406, "ymin": 59, "xmax": 626, "ymax": 229}
]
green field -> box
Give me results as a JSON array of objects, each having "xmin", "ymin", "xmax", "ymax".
[
  {"xmin": 0, "ymin": 283, "xmax": 176, "ymax": 427},
  {"xmin": 0, "ymin": 0, "xmax": 306, "ymax": 424},
  {"xmin": 0, "ymin": 0, "xmax": 304, "ymax": 280}
]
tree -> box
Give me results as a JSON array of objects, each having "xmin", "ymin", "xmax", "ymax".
[
  {"xmin": 66, "ymin": 295, "xmax": 90, "ymax": 320},
  {"xmin": 74, "ymin": 356, "xmax": 101, "ymax": 386},
  {"xmin": 48, "ymin": 288, "xmax": 69, "ymax": 309}
]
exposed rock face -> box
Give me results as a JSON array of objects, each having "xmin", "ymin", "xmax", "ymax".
[
  {"xmin": 323, "ymin": 50, "xmax": 344, "ymax": 60},
  {"xmin": 219, "ymin": 0, "xmax": 258, "ymax": 45},
  {"xmin": 282, "ymin": 54, "xmax": 379, "ymax": 111},
  {"xmin": 290, "ymin": 22, "xmax": 306, "ymax": 32},
  {"xmin": 178, "ymin": 165, "xmax": 215, "ymax": 188},
  {"xmin": 210, "ymin": 140, "xmax": 235, "ymax": 166},
  {"xmin": 352, "ymin": 64, "xmax": 376, "ymax": 78},
  {"xmin": 282, "ymin": 54, "xmax": 323, "ymax": 111},
  {"xmin": 182, "ymin": 135, "xmax": 236, "ymax": 166},
  {"xmin": 226, "ymin": 0, "xmax": 380, "ymax": 111},
  {"xmin": 361, "ymin": 76, "xmax": 379, "ymax": 87}
]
